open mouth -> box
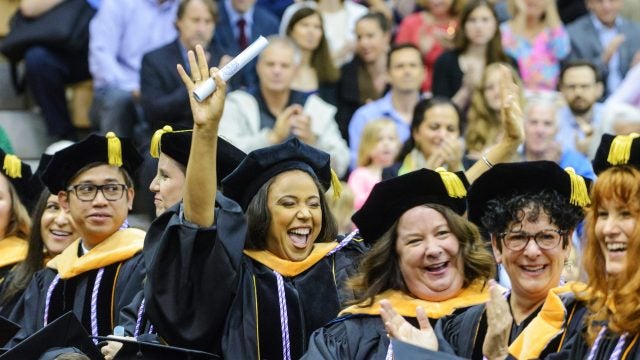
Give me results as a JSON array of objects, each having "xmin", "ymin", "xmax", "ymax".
[
  {"xmin": 520, "ymin": 264, "xmax": 548, "ymax": 274},
  {"xmin": 606, "ymin": 243, "xmax": 627, "ymax": 252},
  {"xmin": 424, "ymin": 261, "xmax": 449, "ymax": 274},
  {"xmin": 288, "ymin": 228, "xmax": 311, "ymax": 249},
  {"xmin": 50, "ymin": 229, "xmax": 72, "ymax": 238}
]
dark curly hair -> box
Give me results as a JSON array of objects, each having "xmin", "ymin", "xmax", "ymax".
[{"xmin": 481, "ymin": 189, "xmax": 584, "ymax": 251}]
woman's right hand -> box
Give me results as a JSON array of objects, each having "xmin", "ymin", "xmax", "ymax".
[
  {"xmin": 380, "ymin": 299, "xmax": 438, "ymax": 351},
  {"xmin": 177, "ymin": 44, "xmax": 227, "ymax": 130}
]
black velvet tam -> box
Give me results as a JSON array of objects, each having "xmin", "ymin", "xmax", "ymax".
[
  {"xmin": 351, "ymin": 168, "xmax": 469, "ymax": 244},
  {"xmin": 222, "ymin": 138, "xmax": 332, "ymax": 210},
  {"xmin": 467, "ymin": 160, "xmax": 592, "ymax": 227},
  {"xmin": 158, "ymin": 128, "xmax": 245, "ymax": 182},
  {"xmin": 41, "ymin": 133, "xmax": 142, "ymax": 194},
  {"xmin": 592, "ymin": 133, "xmax": 640, "ymax": 175},
  {"xmin": 0, "ymin": 312, "xmax": 102, "ymax": 360},
  {"xmin": 0, "ymin": 148, "xmax": 33, "ymax": 208}
]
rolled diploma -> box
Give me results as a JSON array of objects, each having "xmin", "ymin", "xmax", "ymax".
[{"xmin": 193, "ymin": 36, "xmax": 270, "ymax": 102}]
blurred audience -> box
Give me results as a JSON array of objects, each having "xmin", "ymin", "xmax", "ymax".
[
  {"xmin": 348, "ymin": 44, "xmax": 424, "ymax": 169},
  {"xmin": 432, "ymin": 0, "xmax": 514, "ymax": 110},
  {"xmin": 395, "ymin": 0, "xmax": 461, "ymax": 92},
  {"xmin": 556, "ymin": 60, "xmax": 604, "ymax": 158},
  {"xmin": 281, "ymin": 2, "xmax": 340, "ymax": 104},
  {"xmin": 335, "ymin": 12, "xmax": 391, "ymax": 142},
  {"xmin": 218, "ymin": 37, "xmax": 350, "ymax": 177},
  {"xmin": 316, "ymin": 0, "xmax": 368, "ymax": 67},
  {"xmin": 566, "ymin": 0, "xmax": 640, "ymax": 97}
]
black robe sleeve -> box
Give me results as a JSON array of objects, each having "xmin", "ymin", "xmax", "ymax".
[
  {"xmin": 143, "ymin": 194, "xmax": 247, "ymax": 352},
  {"xmin": 5, "ymin": 269, "xmax": 50, "ymax": 347}
]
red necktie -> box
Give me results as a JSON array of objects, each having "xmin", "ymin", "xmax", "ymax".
[{"xmin": 237, "ymin": 18, "xmax": 248, "ymax": 50}]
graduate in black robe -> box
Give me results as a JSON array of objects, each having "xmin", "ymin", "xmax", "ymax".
[
  {"xmin": 436, "ymin": 161, "xmax": 590, "ymax": 359},
  {"xmin": 0, "ymin": 150, "xmax": 33, "ymax": 295},
  {"xmin": 6, "ymin": 133, "xmax": 146, "ymax": 347},
  {"xmin": 547, "ymin": 134, "xmax": 640, "ymax": 360},
  {"xmin": 303, "ymin": 168, "xmax": 497, "ymax": 359},
  {"xmin": 143, "ymin": 47, "xmax": 366, "ymax": 359}
]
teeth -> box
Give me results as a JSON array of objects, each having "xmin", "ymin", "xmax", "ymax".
[
  {"xmin": 522, "ymin": 265, "xmax": 545, "ymax": 271},
  {"xmin": 289, "ymin": 228, "xmax": 310, "ymax": 235},
  {"xmin": 425, "ymin": 262, "xmax": 448, "ymax": 271},
  {"xmin": 51, "ymin": 230, "xmax": 71, "ymax": 236},
  {"xmin": 607, "ymin": 243, "xmax": 627, "ymax": 251}
]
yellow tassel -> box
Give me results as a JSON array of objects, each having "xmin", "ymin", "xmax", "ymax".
[
  {"xmin": 106, "ymin": 132, "xmax": 123, "ymax": 167},
  {"xmin": 330, "ymin": 169, "xmax": 342, "ymax": 201},
  {"xmin": 149, "ymin": 125, "xmax": 173, "ymax": 158},
  {"xmin": 435, "ymin": 167, "xmax": 466, "ymax": 198},
  {"xmin": 607, "ymin": 133, "xmax": 639, "ymax": 165},
  {"xmin": 564, "ymin": 167, "xmax": 590, "ymax": 207},
  {"xmin": 3, "ymin": 154, "xmax": 22, "ymax": 179}
]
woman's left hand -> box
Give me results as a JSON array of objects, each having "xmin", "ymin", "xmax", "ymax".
[
  {"xmin": 498, "ymin": 65, "xmax": 524, "ymax": 145},
  {"xmin": 482, "ymin": 281, "xmax": 511, "ymax": 360},
  {"xmin": 380, "ymin": 299, "xmax": 438, "ymax": 351}
]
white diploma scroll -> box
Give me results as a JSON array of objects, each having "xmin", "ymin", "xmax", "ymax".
[{"xmin": 193, "ymin": 36, "xmax": 270, "ymax": 102}]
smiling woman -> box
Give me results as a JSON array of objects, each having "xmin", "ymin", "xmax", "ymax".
[{"xmin": 302, "ymin": 167, "xmax": 496, "ymax": 359}]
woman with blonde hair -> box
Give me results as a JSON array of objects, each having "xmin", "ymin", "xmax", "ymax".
[
  {"xmin": 465, "ymin": 62, "xmax": 523, "ymax": 160},
  {"xmin": 0, "ymin": 150, "xmax": 32, "ymax": 287}
]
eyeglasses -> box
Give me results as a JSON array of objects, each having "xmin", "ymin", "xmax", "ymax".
[
  {"xmin": 67, "ymin": 183, "xmax": 128, "ymax": 202},
  {"xmin": 499, "ymin": 229, "xmax": 566, "ymax": 251}
]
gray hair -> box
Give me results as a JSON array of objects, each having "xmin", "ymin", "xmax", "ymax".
[{"xmin": 260, "ymin": 35, "xmax": 302, "ymax": 66}]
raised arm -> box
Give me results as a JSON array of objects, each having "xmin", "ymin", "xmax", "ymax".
[
  {"xmin": 177, "ymin": 45, "xmax": 227, "ymax": 226},
  {"xmin": 465, "ymin": 64, "xmax": 524, "ymax": 184}
]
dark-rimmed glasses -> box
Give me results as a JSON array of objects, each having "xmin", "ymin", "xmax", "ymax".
[
  {"xmin": 499, "ymin": 229, "xmax": 566, "ymax": 251},
  {"xmin": 67, "ymin": 184, "xmax": 128, "ymax": 202}
]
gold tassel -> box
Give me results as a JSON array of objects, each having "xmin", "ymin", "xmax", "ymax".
[
  {"xmin": 565, "ymin": 167, "xmax": 590, "ymax": 207},
  {"xmin": 3, "ymin": 154, "xmax": 21, "ymax": 178},
  {"xmin": 149, "ymin": 125, "xmax": 173, "ymax": 158},
  {"xmin": 435, "ymin": 167, "xmax": 466, "ymax": 198},
  {"xmin": 106, "ymin": 132, "xmax": 123, "ymax": 167},
  {"xmin": 330, "ymin": 169, "xmax": 342, "ymax": 201},
  {"xmin": 607, "ymin": 133, "xmax": 639, "ymax": 165}
]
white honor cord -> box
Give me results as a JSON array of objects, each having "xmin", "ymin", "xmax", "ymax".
[{"xmin": 193, "ymin": 36, "xmax": 270, "ymax": 102}]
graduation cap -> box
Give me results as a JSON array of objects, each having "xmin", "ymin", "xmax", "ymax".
[
  {"xmin": 467, "ymin": 160, "xmax": 592, "ymax": 227},
  {"xmin": 0, "ymin": 148, "xmax": 33, "ymax": 209},
  {"xmin": 592, "ymin": 133, "xmax": 640, "ymax": 175},
  {"xmin": 149, "ymin": 125, "xmax": 245, "ymax": 182},
  {"xmin": 221, "ymin": 137, "xmax": 341, "ymax": 210},
  {"xmin": 93, "ymin": 336, "xmax": 219, "ymax": 360},
  {"xmin": 0, "ymin": 311, "xmax": 102, "ymax": 360},
  {"xmin": 41, "ymin": 132, "xmax": 143, "ymax": 194},
  {"xmin": 351, "ymin": 168, "xmax": 469, "ymax": 243}
]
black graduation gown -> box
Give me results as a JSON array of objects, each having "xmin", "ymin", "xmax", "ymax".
[
  {"xmin": 0, "ymin": 271, "xmax": 24, "ymax": 318},
  {"xmin": 435, "ymin": 283, "xmax": 587, "ymax": 360},
  {"xmin": 6, "ymin": 229, "xmax": 146, "ymax": 347},
  {"xmin": 551, "ymin": 327, "xmax": 640, "ymax": 360},
  {"xmin": 303, "ymin": 282, "xmax": 493, "ymax": 359},
  {"xmin": 143, "ymin": 193, "xmax": 367, "ymax": 359}
]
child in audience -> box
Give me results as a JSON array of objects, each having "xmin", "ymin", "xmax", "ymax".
[{"xmin": 348, "ymin": 119, "xmax": 400, "ymax": 210}]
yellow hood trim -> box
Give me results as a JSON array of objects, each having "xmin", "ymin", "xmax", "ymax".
[
  {"xmin": 243, "ymin": 242, "xmax": 339, "ymax": 277},
  {"xmin": 0, "ymin": 236, "xmax": 28, "ymax": 268},
  {"xmin": 47, "ymin": 228, "xmax": 145, "ymax": 279},
  {"xmin": 340, "ymin": 279, "xmax": 494, "ymax": 319},
  {"xmin": 509, "ymin": 281, "xmax": 586, "ymax": 359}
]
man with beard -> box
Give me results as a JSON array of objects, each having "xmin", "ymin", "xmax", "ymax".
[
  {"xmin": 556, "ymin": 60, "xmax": 604, "ymax": 159},
  {"xmin": 141, "ymin": 0, "xmax": 226, "ymax": 130}
]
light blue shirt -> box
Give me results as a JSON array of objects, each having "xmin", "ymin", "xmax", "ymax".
[
  {"xmin": 591, "ymin": 14, "xmax": 623, "ymax": 94},
  {"xmin": 348, "ymin": 92, "xmax": 414, "ymax": 169},
  {"xmin": 224, "ymin": 0, "xmax": 255, "ymax": 42},
  {"xmin": 556, "ymin": 102, "xmax": 604, "ymax": 155},
  {"xmin": 89, "ymin": 0, "xmax": 179, "ymax": 91}
]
